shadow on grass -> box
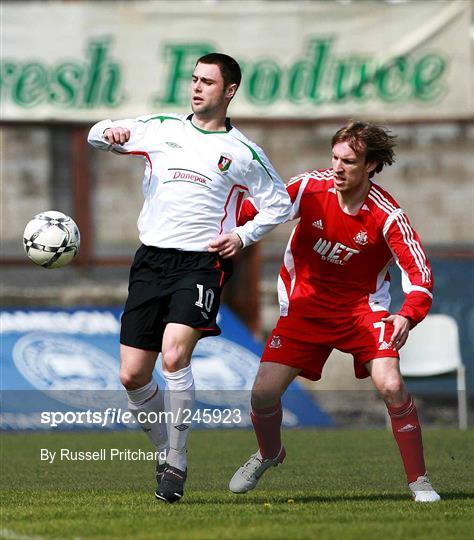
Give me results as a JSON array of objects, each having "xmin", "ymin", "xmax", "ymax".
[
  {"xmin": 436, "ymin": 492, "xmax": 474, "ymax": 501},
  {"xmin": 2, "ymin": 489, "xmax": 473, "ymax": 505},
  {"xmin": 215, "ymin": 492, "xmax": 474, "ymax": 505}
]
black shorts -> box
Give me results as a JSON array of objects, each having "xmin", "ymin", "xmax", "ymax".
[{"xmin": 120, "ymin": 245, "xmax": 233, "ymax": 351}]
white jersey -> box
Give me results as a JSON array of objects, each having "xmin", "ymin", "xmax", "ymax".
[{"xmin": 88, "ymin": 113, "xmax": 291, "ymax": 251}]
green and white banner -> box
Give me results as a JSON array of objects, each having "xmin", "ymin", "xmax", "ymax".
[{"xmin": 1, "ymin": 0, "xmax": 472, "ymax": 121}]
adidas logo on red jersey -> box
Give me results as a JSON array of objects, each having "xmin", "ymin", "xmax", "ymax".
[{"xmin": 312, "ymin": 219, "xmax": 324, "ymax": 230}]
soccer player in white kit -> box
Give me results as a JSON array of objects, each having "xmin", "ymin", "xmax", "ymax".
[
  {"xmin": 88, "ymin": 53, "xmax": 291, "ymax": 502},
  {"xmin": 229, "ymin": 121, "xmax": 441, "ymax": 502}
]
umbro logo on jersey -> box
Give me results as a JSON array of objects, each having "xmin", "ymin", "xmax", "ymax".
[
  {"xmin": 165, "ymin": 141, "xmax": 182, "ymax": 148},
  {"xmin": 312, "ymin": 219, "xmax": 324, "ymax": 230},
  {"xmin": 218, "ymin": 153, "xmax": 233, "ymax": 173},
  {"xmin": 313, "ymin": 238, "xmax": 360, "ymax": 265},
  {"xmin": 354, "ymin": 230, "xmax": 368, "ymax": 246},
  {"xmin": 175, "ymin": 424, "xmax": 189, "ymax": 432},
  {"xmin": 269, "ymin": 335, "xmax": 282, "ymax": 349},
  {"xmin": 378, "ymin": 340, "xmax": 392, "ymax": 350}
]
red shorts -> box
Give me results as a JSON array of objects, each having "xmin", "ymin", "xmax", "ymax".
[{"xmin": 262, "ymin": 311, "xmax": 399, "ymax": 381}]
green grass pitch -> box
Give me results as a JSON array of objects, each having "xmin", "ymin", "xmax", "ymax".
[{"xmin": 1, "ymin": 429, "xmax": 472, "ymax": 539}]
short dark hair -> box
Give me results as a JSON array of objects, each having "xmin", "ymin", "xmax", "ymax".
[
  {"xmin": 331, "ymin": 121, "xmax": 396, "ymax": 178},
  {"xmin": 196, "ymin": 53, "xmax": 242, "ymax": 89}
]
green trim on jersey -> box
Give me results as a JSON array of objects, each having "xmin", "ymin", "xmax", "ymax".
[
  {"xmin": 238, "ymin": 140, "xmax": 274, "ymax": 182},
  {"xmin": 138, "ymin": 115, "xmax": 181, "ymax": 124},
  {"xmin": 190, "ymin": 121, "xmax": 228, "ymax": 135}
]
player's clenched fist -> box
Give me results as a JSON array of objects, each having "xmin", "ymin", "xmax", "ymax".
[{"xmin": 103, "ymin": 127, "xmax": 130, "ymax": 145}]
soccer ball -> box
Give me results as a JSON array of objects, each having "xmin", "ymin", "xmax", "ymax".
[{"xmin": 23, "ymin": 211, "xmax": 80, "ymax": 268}]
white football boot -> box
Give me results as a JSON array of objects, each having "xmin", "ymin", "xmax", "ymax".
[
  {"xmin": 409, "ymin": 475, "xmax": 441, "ymax": 502},
  {"xmin": 229, "ymin": 446, "xmax": 286, "ymax": 493}
]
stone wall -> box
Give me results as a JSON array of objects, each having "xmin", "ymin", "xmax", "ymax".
[
  {"xmin": 2, "ymin": 121, "xmax": 472, "ymax": 401},
  {"xmin": 1, "ymin": 128, "xmax": 51, "ymax": 255},
  {"xmin": 2, "ymin": 121, "xmax": 472, "ymax": 258},
  {"xmin": 238, "ymin": 121, "xmax": 474, "ymax": 247}
]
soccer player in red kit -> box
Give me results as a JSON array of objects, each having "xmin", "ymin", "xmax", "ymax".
[{"xmin": 229, "ymin": 121, "xmax": 440, "ymax": 502}]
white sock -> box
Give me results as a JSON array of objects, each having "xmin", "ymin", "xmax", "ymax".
[
  {"xmin": 127, "ymin": 379, "xmax": 168, "ymax": 458},
  {"xmin": 163, "ymin": 365, "xmax": 195, "ymax": 472}
]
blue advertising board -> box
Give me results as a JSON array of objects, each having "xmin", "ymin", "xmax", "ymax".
[{"xmin": 0, "ymin": 306, "xmax": 333, "ymax": 430}]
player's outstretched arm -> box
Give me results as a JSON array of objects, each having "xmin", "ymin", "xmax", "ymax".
[
  {"xmin": 87, "ymin": 116, "xmax": 151, "ymax": 153},
  {"xmin": 87, "ymin": 119, "xmax": 127, "ymax": 150},
  {"xmin": 103, "ymin": 127, "xmax": 131, "ymax": 145}
]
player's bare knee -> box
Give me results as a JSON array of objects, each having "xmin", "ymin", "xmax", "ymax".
[
  {"xmin": 119, "ymin": 369, "xmax": 148, "ymax": 390},
  {"xmin": 379, "ymin": 376, "xmax": 406, "ymax": 402},
  {"xmin": 251, "ymin": 384, "xmax": 281, "ymax": 410},
  {"xmin": 162, "ymin": 346, "xmax": 189, "ymax": 372}
]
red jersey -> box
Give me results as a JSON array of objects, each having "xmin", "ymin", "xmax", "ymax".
[{"xmin": 238, "ymin": 168, "xmax": 433, "ymax": 327}]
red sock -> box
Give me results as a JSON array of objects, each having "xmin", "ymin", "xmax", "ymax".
[
  {"xmin": 251, "ymin": 401, "xmax": 283, "ymax": 460},
  {"xmin": 387, "ymin": 396, "xmax": 426, "ymax": 484}
]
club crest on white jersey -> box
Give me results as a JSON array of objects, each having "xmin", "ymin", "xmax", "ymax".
[{"xmin": 218, "ymin": 153, "xmax": 233, "ymax": 173}]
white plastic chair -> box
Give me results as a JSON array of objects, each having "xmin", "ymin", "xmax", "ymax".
[{"xmin": 399, "ymin": 314, "xmax": 468, "ymax": 430}]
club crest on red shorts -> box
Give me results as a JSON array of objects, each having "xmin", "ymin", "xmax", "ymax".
[{"xmin": 269, "ymin": 335, "xmax": 282, "ymax": 349}]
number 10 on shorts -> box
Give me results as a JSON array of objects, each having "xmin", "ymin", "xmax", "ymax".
[{"xmin": 195, "ymin": 284, "xmax": 215, "ymax": 312}]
